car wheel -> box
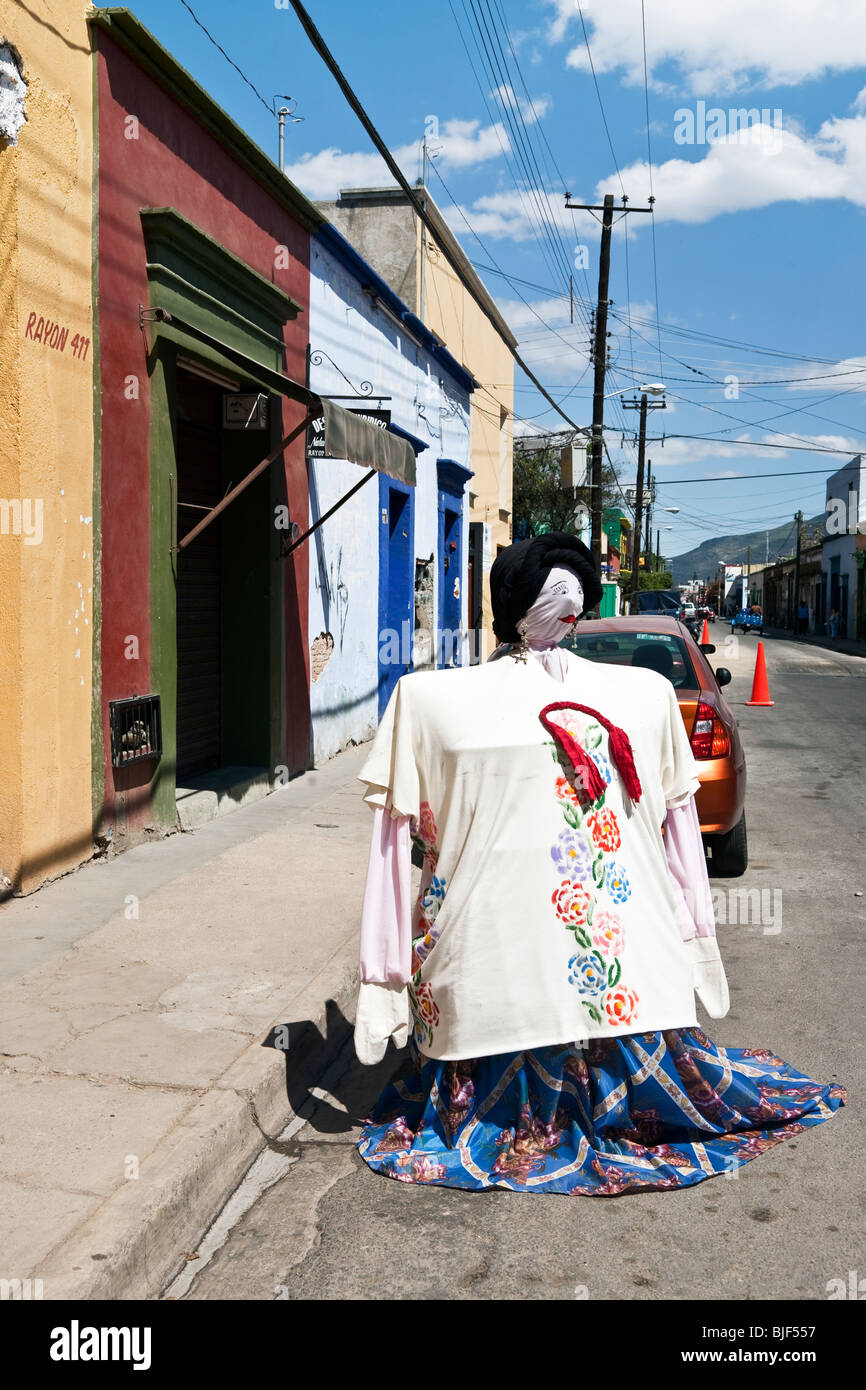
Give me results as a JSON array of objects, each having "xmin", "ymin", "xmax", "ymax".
[{"xmin": 709, "ymin": 812, "xmax": 748, "ymax": 877}]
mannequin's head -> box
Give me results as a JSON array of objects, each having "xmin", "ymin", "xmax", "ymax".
[{"xmin": 489, "ymin": 532, "xmax": 602, "ymax": 643}]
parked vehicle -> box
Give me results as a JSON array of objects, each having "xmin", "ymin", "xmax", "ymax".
[
  {"xmin": 562, "ymin": 615, "xmax": 748, "ymax": 875},
  {"xmin": 731, "ymin": 608, "xmax": 764, "ymax": 635},
  {"xmin": 635, "ymin": 588, "xmax": 681, "ymax": 616}
]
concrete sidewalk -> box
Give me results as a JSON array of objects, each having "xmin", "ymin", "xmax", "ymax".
[
  {"xmin": 760, "ymin": 625, "xmax": 866, "ymax": 660},
  {"xmin": 0, "ymin": 744, "xmax": 373, "ymax": 1301}
]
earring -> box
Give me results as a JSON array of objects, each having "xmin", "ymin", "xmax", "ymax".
[{"xmin": 515, "ymin": 620, "xmax": 530, "ymax": 663}]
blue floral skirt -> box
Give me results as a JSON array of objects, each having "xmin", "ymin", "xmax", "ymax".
[{"xmin": 358, "ymin": 1028, "xmax": 846, "ymax": 1195}]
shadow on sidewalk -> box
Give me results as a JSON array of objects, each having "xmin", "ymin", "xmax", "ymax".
[{"xmin": 262, "ymin": 1000, "xmax": 412, "ymax": 1136}]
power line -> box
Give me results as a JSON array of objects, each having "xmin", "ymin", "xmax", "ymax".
[
  {"xmin": 449, "ymin": 0, "xmax": 574, "ymax": 299},
  {"xmin": 428, "ymin": 163, "xmax": 592, "ymax": 374},
  {"xmin": 283, "ymin": 0, "xmax": 589, "ymax": 435},
  {"xmin": 575, "ymin": 2, "xmax": 625, "ymax": 197},
  {"xmin": 177, "ymin": 0, "xmax": 280, "ymax": 116},
  {"xmin": 654, "ymin": 462, "xmax": 856, "ymax": 483},
  {"xmin": 640, "ymin": 0, "xmax": 663, "ymax": 378}
]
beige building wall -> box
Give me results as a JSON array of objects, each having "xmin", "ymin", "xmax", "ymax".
[
  {"xmin": 318, "ymin": 187, "xmax": 516, "ymax": 654},
  {"xmin": 0, "ymin": 1, "xmax": 95, "ymax": 893},
  {"xmin": 418, "ymin": 209, "xmax": 515, "ymax": 652}
]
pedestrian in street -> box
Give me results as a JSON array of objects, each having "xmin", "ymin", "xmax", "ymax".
[
  {"xmin": 827, "ymin": 606, "xmax": 839, "ymax": 640},
  {"xmin": 353, "ymin": 534, "xmax": 845, "ymax": 1195},
  {"xmin": 797, "ymin": 600, "xmax": 809, "ymax": 636}
]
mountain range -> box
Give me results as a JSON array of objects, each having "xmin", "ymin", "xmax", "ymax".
[{"xmin": 668, "ymin": 513, "xmax": 825, "ymax": 587}]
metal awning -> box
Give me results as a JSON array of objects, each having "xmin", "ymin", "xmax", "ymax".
[{"xmin": 147, "ymin": 308, "xmax": 417, "ymax": 552}]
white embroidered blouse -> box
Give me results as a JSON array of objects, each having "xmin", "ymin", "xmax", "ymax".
[{"xmin": 358, "ymin": 647, "xmax": 721, "ymax": 1061}]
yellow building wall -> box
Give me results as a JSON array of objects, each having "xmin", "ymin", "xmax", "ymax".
[
  {"xmin": 422, "ymin": 234, "xmax": 514, "ymax": 655},
  {"xmin": 0, "ymin": 1, "xmax": 95, "ymax": 893}
]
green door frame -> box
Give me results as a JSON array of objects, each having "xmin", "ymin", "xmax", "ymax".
[{"xmin": 140, "ymin": 207, "xmax": 301, "ymax": 826}]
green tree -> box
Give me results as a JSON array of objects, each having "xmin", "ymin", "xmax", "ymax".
[
  {"xmin": 512, "ymin": 440, "xmax": 617, "ymax": 537},
  {"xmin": 619, "ymin": 568, "xmax": 674, "ymax": 591}
]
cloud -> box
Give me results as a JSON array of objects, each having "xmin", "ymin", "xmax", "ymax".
[
  {"xmin": 784, "ymin": 357, "xmax": 866, "ymax": 392},
  {"xmin": 283, "ymin": 118, "xmax": 508, "ymax": 199},
  {"xmin": 594, "ymin": 116, "xmax": 866, "ymax": 222},
  {"xmin": 440, "ymin": 110, "xmax": 866, "ymax": 243},
  {"xmin": 491, "ymin": 83, "xmax": 551, "ymax": 125},
  {"xmin": 439, "ymin": 188, "xmax": 599, "ymax": 242},
  {"xmin": 546, "ymin": 0, "xmax": 866, "ymax": 95},
  {"xmin": 760, "ymin": 431, "xmax": 864, "ymax": 453},
  {"xmin": 646, "ymin": 434, "xmax": 775, "ymax": 468}
]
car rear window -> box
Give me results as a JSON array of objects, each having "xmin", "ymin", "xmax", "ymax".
[{"xmin": 564, "ymin": 629, "xmax": 700, "ymax": 690}]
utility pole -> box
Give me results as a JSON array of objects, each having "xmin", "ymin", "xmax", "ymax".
[
  {"xmin": 278, "ymin": 107, "xmax": 288, "ymax": 172},
  {"xmin": 746, "ymin": 544, "xmax": 751, "ymax": 609},
  {"xmin": 793, "ymin": 509, "xmax": 803, "ymax": 635},
  {"xmin": 644, "ymin": 458, "xmax": 652, "ymax": 564},
  {"xmin": 623, "ymin": 393, "xmax": 666, "ymax": 608},
  {"xmin": 564, "ymin": 192, "xmax": 654, "ymax": 576}
]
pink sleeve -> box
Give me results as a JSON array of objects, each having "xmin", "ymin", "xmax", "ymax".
[
  {"xmin": 359, "ymin": 808, "xmax": 413, "ymax": 983},
  {"xmin": 664, "ymin": 796, "xmax": 716, "ymax": 940}
]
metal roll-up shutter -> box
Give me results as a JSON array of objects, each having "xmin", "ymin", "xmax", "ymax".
[{"xmin": 176, "ymin": 371, "xmax": 222, "ymax": 780}]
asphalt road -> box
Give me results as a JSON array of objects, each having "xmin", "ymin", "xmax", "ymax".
[{"xmin": 178, "ymin": 634, "xmax": 865, "ymax": 1301}]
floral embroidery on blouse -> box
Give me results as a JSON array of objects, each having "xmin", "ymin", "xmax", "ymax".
[
  {"xmin": 408, "ymin": 979, "xmax": 440, "ymax": 1050},
  {"xmin": 410, "ymin": 805, "xmax": 446, "ymax": 973},
  {"xmin": 411, "ymin": 872, "xmax": 447, "ymax": 973},
  {"xmin": 605, "ymin": 862, "xmax": 632, "ymax": 904},
  {"xmin": 550, "ymin": 827, "xmax": 594, "ymax": 881},
  {"xmin": 410, "ymin": 800, "xmax": 439, "ymax": 868},
  {"xmin": 544, "ymin": 711, "xmax": 640, "ymax": 1029},
  {"xmin": 586, "ymin": 807, "xmax": 621, "ymax": 853}
]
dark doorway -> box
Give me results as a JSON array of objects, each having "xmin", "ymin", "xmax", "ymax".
[
  {"xmin": 377, "ymin": 480, "xmax": 413, "ymax": 717},
  {"xmin": 438, "ymin": 504, "xmax": 461, "ymax": 667},
  {"xmin": 175, "ymin": 369, "xmax": 223, "ymax": 780},
  {"xmin": 467, "ymin": 521, "xmax": 483, "ymax": 664}
]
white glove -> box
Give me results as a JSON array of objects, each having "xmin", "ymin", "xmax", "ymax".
[
  {"xmin": 354, "ymin": 981, "xmax": 410, "ymax": 1065},
  {"xmin": 686, "ymin": 937, "xmax": 730, "ymax": 1019}
]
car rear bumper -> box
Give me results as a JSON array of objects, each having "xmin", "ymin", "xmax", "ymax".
[{"xmin": 694, "ymin": 754, "xmax": 746, "ymax": 835}]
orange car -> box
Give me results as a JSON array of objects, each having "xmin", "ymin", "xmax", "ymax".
[{"xmin": 562, "ymin": 615, "xmax": 748, "ymax": 875}]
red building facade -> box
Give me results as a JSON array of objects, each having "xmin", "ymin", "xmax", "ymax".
[{"xmin": 91, "ymin": 10, "xmax": 323, "ymax": 838}]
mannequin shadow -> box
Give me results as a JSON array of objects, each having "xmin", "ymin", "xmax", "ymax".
[{"xmin": 261, "ymin": 999, "xmax": 412, "ymax": 1138}]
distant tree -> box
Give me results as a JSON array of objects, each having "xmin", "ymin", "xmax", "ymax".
[
  {"xmin": 513, "ymin": 440, "xmax": 618, "ymax": 537},
  {"xmin": 620, "ymin": 568, "xmax": 674, "ymax": 591}
]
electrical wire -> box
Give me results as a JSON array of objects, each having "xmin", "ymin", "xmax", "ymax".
[
  {"xmin": 283, "ymin": 0, "xmax": 590, "ymax": 436},
  {"xmin": 640, "ymin": 0, "xmax": 663, "ymax": 379},
  {"xmin": 177, "ymin": 0, "xmax": 282, "ymax": 115}
]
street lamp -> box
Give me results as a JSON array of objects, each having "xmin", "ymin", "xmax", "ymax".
[
  {"xmin": 623, "ymin": 383, "xmax": 667, "ymax": 609},
  {"xmin": 656, "ymin": 524, "xmax": 674, "ymax": 573}
]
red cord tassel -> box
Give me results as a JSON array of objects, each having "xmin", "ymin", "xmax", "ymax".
[{"xmin": 539, "ymin": 702, "xmax": 642, "ymax": 805}]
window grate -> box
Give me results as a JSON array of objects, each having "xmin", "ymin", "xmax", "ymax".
[{"xmin": 109, "ymin": 694, "xmax": 162, "ymax": 768}]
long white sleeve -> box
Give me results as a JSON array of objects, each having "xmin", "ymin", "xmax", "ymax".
[
  {"xmin": 355, "ymin": 809, "xmax": 412, "ymax": 1064},
  {"xmin": 664, "ymin": 796, "xmax": 729, "ymax": 1018}
]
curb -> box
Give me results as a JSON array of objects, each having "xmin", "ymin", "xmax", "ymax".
[
  {"xmin": 33, "ymin": 949, "xmax": 359, "ymax": 1301},
  {"xmin": 761, "ymin": 627, "xmax": 866, "ymax": 659}
]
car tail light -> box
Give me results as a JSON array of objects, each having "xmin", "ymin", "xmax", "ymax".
[{"xmin": 690, "ymin": 700, "xmax": 730, "ymax": 759}]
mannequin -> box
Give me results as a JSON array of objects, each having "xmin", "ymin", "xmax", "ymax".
[{"xmin": 353, "ymin": 534, "xmax": 844, "ymax": 1194}]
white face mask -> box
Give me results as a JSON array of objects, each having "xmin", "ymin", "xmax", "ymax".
[{"xmin": 519, "ymin": 567, "xmax": 585, "ymax": 649}]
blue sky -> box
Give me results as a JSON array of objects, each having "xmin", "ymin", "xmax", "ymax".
[{"xmin": 110, "ymin": 0, "xmax": 866, "ymax": 569}]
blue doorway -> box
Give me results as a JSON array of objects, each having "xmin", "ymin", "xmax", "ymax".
[
  {"xmin": 378, "ymin": 475, "xmax": 414, "ymax": 716},
  {"xmin": 436, "ymin": 459, "xmax": 473, "ymax": 668}
]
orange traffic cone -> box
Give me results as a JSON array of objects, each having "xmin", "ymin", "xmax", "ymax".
[
  {"xmin": 746, "ymin": 640, "xmax": 774, "ymax": 706},
  {"xmin": 700, "ymin": 617, "xmax": 710, "ymax": 645}
]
